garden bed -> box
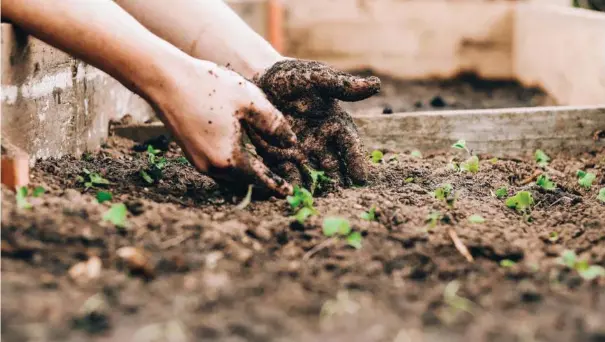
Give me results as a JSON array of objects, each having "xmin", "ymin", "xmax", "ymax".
[{"xmin": 2, "ymin": 130, "xmax": 605, "ymax": 341}]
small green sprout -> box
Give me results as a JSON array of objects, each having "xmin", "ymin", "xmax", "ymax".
[
  {"xmin": 576, "ymin": 170, "xmax": 596, "ymax": 189},
  {"xmin": 558, "ymin": 250, "xmax": 605, "ymax": 280},
  {"xmin": 468, "ymin": 215, "xmax": 485, "ymax": 224},
  {"xmin": 96, "ymin": 190, "xmax": 113, "ymax": 203},
  {"xmin": 235, "ymin": 185, "xmax": 253, "ymax": 210},
  {"xmin": 489, "ymin": 157, "xmax": 498, "ymax": 164},
  {"xmin": 293, "ymin": 207, "xmax": 316, "ymax": 224},
  {"xmin": 322, "ymin": 217, "xmax": 362, "ymax": 249},
  {"xmin": 308, "ymin": 168, "xmax": 332, "ymax": 194},
  {"xmin": 80, "ymin": 168, "xmax": 110, "ymax": 190},
  {"xmin": 370, "ymin": 150, "xmax": 384, "ymax": 164},
  {"xmin": 102, "ymin": 203, "xmax": 128, "ymax": 228},
  {"xmin": 443, "ymin": 280, "xmax": 475, "ymax": 315},
  {"xmin": 535, "ymin": 149, "xmax": 550, "ymax": 167},
  {"xmin": 174, "ymin": 156, "xmax": 191, "ymax": 165},
  {"xmin": 140, "ymin": 145, "xmax": 168, "ymax": 184},
  {"xmin": 286, "ymin": 186, "xmax": 314, "ymax": 210},
  {"xmin": 32, "ymin": 186, "xmax": 45, "ymax": 197},
  {"xmin": 452, "ymin": 139, "xmax": 470, "ymax": 155},
  {"xmin": 548, "ymin": 231, "xmax": 559, "ymax": 242},
  {"xmin": 410, "ymin": 150, "xmax": 423, "ymax": 159},
  {"xmin": 16, "ymin": 186, "xmax": 32, "ymax": 209},
  {"xmin": 495, "ymin": 187, "xmax": 508, "ymax": 199},
  {"xmin": 404, "ymin": 177, "xmax": 414, "ymax": 183},
  {"xmin": 500, "ymin": 259, "xmax": 516, "ymax": 268},
  {"xmin": 505, "ymin": 191, "xmax": 534, "ymax": 212},
  {"xmin": 140, "ymin": 170, "xmax": 154, "ymax": 184},
  {"xmin": 536, "ymin": 174, "xmax": 556, "ymax": 191},
  {"xmin": 598, "ymin": 188, "xmax": 605, "ymax": 203},
  {"xmin": 426, "ymin": 211, "xmax": 441, "ymax": 228},
  {"xmin": 359, "ymin": 206, "xmax": 377, "ymax": 221},
  {"xmin": 460, "ymin": 155, "xmax": 479, "ymax": 173},
  {"xmin": 434, "ymin": 184, "xmax": 453, "ymax": 201}
]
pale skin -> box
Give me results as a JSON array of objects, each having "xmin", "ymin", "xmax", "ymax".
[{"xmin": 2, "ymin": 0, "xmax": 380, "ymax": 196}]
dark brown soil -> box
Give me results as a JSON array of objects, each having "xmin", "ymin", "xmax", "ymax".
[
  {"xmin": 342, "ymin": 73, "xmax": 556, "ymax": 114},
  {"xmin": 3, "ymin": 133, "xmax": 605, "ymax": 342}
]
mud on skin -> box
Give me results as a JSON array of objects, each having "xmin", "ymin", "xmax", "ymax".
[{"xmin": 2, "ymin": 134, "xmax": 605, "ymax": 342}]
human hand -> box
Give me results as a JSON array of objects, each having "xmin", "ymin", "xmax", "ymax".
[
  {"xmin": 251, "ymin": 59, "xmax": 381, "ymax": 187},
  {"xmin": 152, "ymin": 59, "xmax": 296, "ymax": 196}
]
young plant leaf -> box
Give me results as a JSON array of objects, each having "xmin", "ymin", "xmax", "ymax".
[
  {"xmin": 578, "ymin": 265, "xmax": 605, "ymax": 280},
  {"xmin": 536, "ymin": 174, "xmax": 556, "ymax": 191},
  {"xmin": 535, "ymin": 149, "xmax": 550, "ymax": 167},
  {"xmin": 286, "ymin": 186, "xmax": 314, "ymax": 210},
  {"xmin": 576, "ymin": 170, "xmax": 596, "ymax": 189},
  {"xmin": 598, "ymin": 188, "xmax": 605, "ymax": 203},
  {"xmin": 174, "ymin": 156, "xmax": 191, "ymax": 165},
  {"xmin": 360, "ymin": 206, "xmax": 377, "ymax": 221},
  {"xmin": 452, "ymin": 139, "xmax": 467, "ymax": 151},
  {"xmin": 460, "ymin": 155, "xmax": 479, "ymax": 173},
  {"xmin": 140, "ymin": 170, "xmax": 154, "ymax": 184},
  {"xmin": 468, "ymin": 215, "xmax": 485, "ymax": 223},
  {"xmin": 346, "ymin": 232, "xmax": 362, "ymax": 249},
  {"xmin": 434, "ymin": 184, "xmax": 453, "ymax": 201},
  {"xmin": 548, "ymin": 231, "xmax": 559, "ymax": 242},
  {"xmin": 293, "ymin": 207, "xmax": 316, "ymax": 224},
  {"xmin": 410, "ymin": 150, "xmax": 423, "ymax": 159},
  {"xmin": 32, "ymin": 186, "xmax": 46, "ymax": 197},
  {"xmin": 426, "ymin": 211, "xmax": 441, "ymax": 228},
  {"xmin": 96, "ymin": 191, "xmax": 113, "ymax": 203},
  {"xmin": 89, "ymin": 172, "xmax": 110, "ymax": 186},
  {"xmin": 16, "ymin": 186, "xmax": 32, "ymax": 209},
  {"xmin": 489, "ymin": 157, "xmax": 498, "ymax": 164},
  {"xmin": 558, "ymin": 249, "xmax": 577, "ymax": 268},
  {"xmin": 495, "ymin": 187, "xmax": 508, "ymax": 199},
  {"xmin": 102, "ymin": 203, "xmax": 128, "ymax": 228},
  {"xmin": 308, "ymin": 168, "xmax": 332, "ymax": 194},
  {"xmin": 499, "ymin": 259, "xmax": 516, "ymax": 268},
  {"xmin": 322, "ymin": 217, "xmax": 351, "ymax": 237},
  {"xmin": 404, "ymin": 177, "xmax": 414, "ymax": 183},
  {"xmin": 505, "ymin": 191, "xmax": 534, "ymax": 212},
  {"xmin": 371, "ymin": 150, "xmax": 384, "ymax": 164},
  {"xmin": 235, "ymin": 185, "xmax": 253, "ymax": 210}
]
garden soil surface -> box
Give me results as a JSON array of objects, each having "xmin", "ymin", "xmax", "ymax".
[{"xmin": 2, "ymin": 80, "xmax": 603, "ymax": 342}]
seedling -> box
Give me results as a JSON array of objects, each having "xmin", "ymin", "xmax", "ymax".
[
  {"xmin": 558, "ymin": 250, "xmax": 605, "ymax": 280},
  {"xmin": 370, "ymin": 150, "xmax": 384, "ymax": 164},
  {"xmin": 32, "ymin": 186, "xmax": 45, "ymax": 197},
  {"xmin": 410, "ymin": 150, "xmax": 423, "ymax": 159},
  {"xmin": 460, "ymin": 155, "xmax": 479, "ymax": 173},
  {"xmin": 499, "ymin": 259, "xmax": 516, "ymax": 268},
  {"xmin": 404, "ymin": 177, "xmax": 414, "ymax": 183},
  {"xmin": 443, "ymin": 280, "xmax": 475, "ymax": 315},
  {"xmin": 434, "ymin": 184, "xmax": 457, "ymax": 208},
  {"xmin": 548, "ymin": 231, "xmax": 559, "ymax": 242},
  {"xmin": 505, "ymin": 191, "xmax": 534, "ymax": 213},
  {"xmin": 535, "ymin": 149, "xmax": 550, "ymax": 167},
  {"xmin": 293, "ymin": 207, "xmax": 316, "ymax": 224},
  {"xmin": 16, "ymin": 186, "xmax": 32, "ymax": 209},
  {"xmin": 140, "ymin": 145, "xmax": 168, "ymax": 184},
  {"xmin": 489, "ymin": 157, "xmax": 499, "ymax": 164},
  {"xmin": 322, "ymin": 217, "xmax": 362, "ymax": 249},
  {"xmin": 576, "ymin": 170, "xmax": 596, "ymax": 189},
  {"xmin": 468, "ymin": 215, "xmax": 485, "ymax": 224},
  {"xmin": 452, "ymin": 139, "xmax": 470, "ymax": 155},
  {"xmin": 287, "ymin": 186, "xmax": 314, "ymax": 210},
  {"xmin": 235, "ymin": 185, "xmax": 253, "ymax": 210},
  {"xmin": 536, "ymin": 174, "xmax": 556, "ymax": 191},
  {"xmin": 96, "ymin": 191, "xmax": 113, "ymax": 203},
  {"xmin": 495, "ymin": 187, "xmax": 508, "ymax": 199},
  {"xmin": 102, "ymin": 203, "xmax": 128, "ymax": 228},
  {"xmin": 426, "ymin": 211, "xmax": 442, "ymax": 228},
  {"xmin": 598, "ymin": 188, "xmax": 605, "ymax": 203},
  {"xmin": 78, "ymin": 168, "xmax": 110, "ymax": 190},
  {"xmin": 360, "ymin": 206, "xmax": 377, "ymax": 221},
  {"xmin": 307, "ymin": 167, "xmax": 332, "ymax": 194},
  {"xmin": 174, "ymin": 156, "xmax": 191, "ymax": 166}
]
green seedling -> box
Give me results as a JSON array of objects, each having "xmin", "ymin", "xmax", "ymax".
[
  {"xmin": 434, "ymin": 184, "xmax": 453, "ymax": 201},
  {"xmin": 495, "ymin": 187, "xmax": 508, "ymax": 199},
  {"xmin": 489, "ymin": 157, "xmax": 499, "ymax": 164},
  {"xmin": 102, "ymin": 203, "xmax": 128, "ymax": 228},
  {"xmin": 174, "ymin": 156, "xmax": 191, "ymax": 165},
  {"xmin": 460, "ymin": 155, "xmax": 479, "ymax": 173},
  {"xmin": 468, "ymin": 215, "xmax": 485, "ymax": 224},
  {"xmin": 558, "ymin": 250, "xmax": 605, "ymax": 280},
  {"xmin": 140, "ymin": 145, "xmax": 168, "ymax": 184},
  {"xmin": 452, "ymin": 139, "xmax": 470, "ymax": 155},
  {"xmin": 426, "ymin": 211, "xmax": 442, "ymax": 228},
  {"xmin": 505, "ymin": 191, "xmax": 534, "ymax": 213},
  {"xmin": 598, "ymin": 188, "xmax": 605, "ymax": 203},
  {"xmin": 293, "ymin": 207, "xmax": 316, "ymax": 224},
  {"xmin": 548, "ymin": 231, "xmax": 560, "ymax": 242},
  {"xmin": 287, "ymin": 186, "xmax": 314, "ymax": 211},
  {"xmin": 535, "ymin": 149, "xmax": 550, "ymax": 167},
  {"xmin": 360, "ymin": 205, "xmax": 377, "ymax": 221},
  {"xmin": 79, "ymin": 168, "xmax": 110, "ymax": 190},
  {"xmin": 536, "ymin": 174, "xmax": 556, "ymax": 191},
  {"xmin": 235, "ymin": 185, "xmax": 253, "ymax": 210},
  {"xmin": 32, "ymin": 186, "xmax": 45, "ymax": 197},
  {"xmin": 16, "ymin": 186, "xmax": 32, "ymax": 209},
  {"xmin": 308, "ymin": 168, "xmax": 332, "ymax": 194},
  {"xmin": 410, "ymin": 150, "xmax": 423, "ymax": 159},
  {"xmin": 404, "ymin": 177, "xmax": 414, "ymax": 183},
  {"xmin": 96, "ymin": 190, "xmax": 113, "ymax": 203},
  {"xmin": 322, "ymin": 217, "xmax": 362, "ymax": 249},
  {"xmin": 443, "ymin": 280, "xmax": 475, "ymax": 315},
  {"xmin": 448, "ymin": 161, "xmax": 461, "ymax": 172},
  {"xmin": 500, "ymin": 259, "xmax": 516, "ymax": 268},
  {"xmin": 371, "ymin": 150, "xmax": 384, "ymax": 164},
  {"xmin": 576, "ymin": 170, "xmax": 596, "ymax": 189},
  {"xmin": 140, "ymin": 170, "xmax": 154, "ymax": 184}
]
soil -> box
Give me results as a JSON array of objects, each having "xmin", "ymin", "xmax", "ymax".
[
  {"xmin": 1, "ymin": 79, "xmax": 603, "ymax": 342},
  {"xmin": 341, "ymin": 73, "xmax": 556, "ymax": 114}
]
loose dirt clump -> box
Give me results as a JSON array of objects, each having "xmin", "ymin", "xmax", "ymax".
[{"xmin": 2, "ymin": 134, "xmax": 604, "ymax": 342}]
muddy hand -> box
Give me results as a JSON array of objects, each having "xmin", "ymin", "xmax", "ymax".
[
  {"xmin": 252, "ymin": 59, "xmax": 381, "ymax": 186},
  {"xmin": 153, "ymin": 59, "xmax": 296, "ymax": 197}
]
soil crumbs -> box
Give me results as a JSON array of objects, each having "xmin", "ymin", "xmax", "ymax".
[{"xmin": 2, "ymin": 135, "xmax": 605, "ymax": 342}]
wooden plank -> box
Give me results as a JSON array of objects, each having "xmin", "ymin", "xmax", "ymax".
[{"xmin": 113, "ymin": 106, "xmax": 605, "ymax": 157}]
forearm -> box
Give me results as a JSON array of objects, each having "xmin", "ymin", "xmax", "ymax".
[
  {"xmin": 1, "ymin": 0, "xmax": 188, "ymax": 102},
  {"xmin": 114, "ymin": 0, "xmax": 283, "ymax": 79}
]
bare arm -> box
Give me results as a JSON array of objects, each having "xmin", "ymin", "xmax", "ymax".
[{"xmin": 114, "ymin": 0, "xmax": 283, "ymax": 79}]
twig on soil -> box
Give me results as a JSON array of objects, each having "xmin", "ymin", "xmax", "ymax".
[
  {"xmin": 544, "ymin": 166, "xmax": 565, "ymax": 178},
  {"xmin": 448, "ymin": 228, "xmax": 474, "ymax": 263},
  {"xmin": 303, "ymin": 237, "xmax": 337, "ymax": 261},
  {"xmin": 160, "ymin": 231, "xmax": 194, "ymax": 249},
  {"xmin": 519, "ymin": 170, "xmax": 543, "ymax": 185}
]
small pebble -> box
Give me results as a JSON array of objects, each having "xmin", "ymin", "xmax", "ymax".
[
  {"xmin": 382, "ymin": 105, "xmax": 393, "ymax": 114},
  {"xmin": 430, "ymin": 95, "xmax": 447, "ymax": 108}
]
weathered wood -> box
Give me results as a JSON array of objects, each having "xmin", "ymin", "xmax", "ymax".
[{"xmin": 114, "ymin": 106, "xmax": 605, "ymax": 157}]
